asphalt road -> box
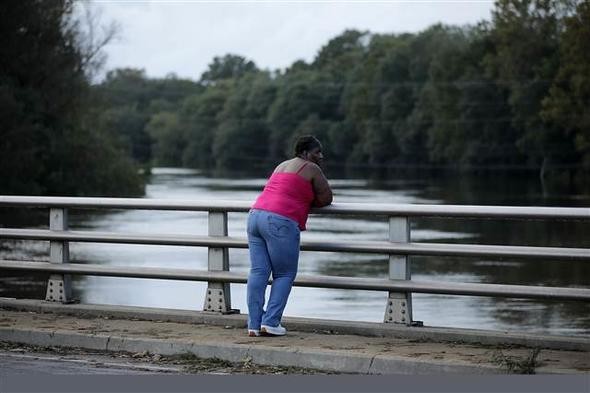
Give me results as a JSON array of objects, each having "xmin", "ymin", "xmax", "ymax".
[{"xmin": 0, "ymin": 350, "xmax": 184, "ymax": 375}]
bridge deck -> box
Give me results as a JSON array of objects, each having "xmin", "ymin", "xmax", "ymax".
[{"xmin": 0, "ymin": 299, "xmax": 588, "ymax": 375}]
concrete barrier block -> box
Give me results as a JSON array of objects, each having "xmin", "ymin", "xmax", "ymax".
[
  {"xmin": 368, "ymin": 354, "xmax": 504, "ymax": 375},
  {"xmin": 0, "ymin": 327, "xmax": 109, "ymax": 351},
  {"xmin": 106, "ymin": 336, "xmax": 182, "ymax": 356},
  {"xmin": 48, "ymin": 330, "xmax": 109, "ymax": 351},
  {"xmin": 247, "ymin": 346, "xmax": 372, "ymax": 374},
  {"xmin": 187, "ymin": 343, "xmax": 250, "ymax": 363}
]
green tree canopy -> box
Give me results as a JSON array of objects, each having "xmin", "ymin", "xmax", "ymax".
[
  {"xmin": 77, "ymin": 0, "xmax": 589, "ymax": 188},
  {"xmin": 542, "ymin": 0, "xmax": 590, "ymax": 169},
  {"xmin": 0, "ymin": 0, "xmax": 143, "ymax": 196},
  {"xmin": 200, "ymin": 54, "xmax": 258, "ymax": 84}
]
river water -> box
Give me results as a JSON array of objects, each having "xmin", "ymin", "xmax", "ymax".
[{"xmin": 1, "ymin": 168, "xmax": 589, "ymax": 336}]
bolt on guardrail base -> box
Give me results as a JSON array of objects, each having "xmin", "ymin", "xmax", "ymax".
[
  {"xmin": 203, "ymin": 284, "xmax": 239, "ymax": 314},
  {"xmin": 45, "ymin": 276, "xmax": 73, "ymax": 303}
]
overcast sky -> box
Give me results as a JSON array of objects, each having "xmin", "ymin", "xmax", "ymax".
[{"xmin": 89, "ymin": 1, "xmax": 495, "ymax": 82}]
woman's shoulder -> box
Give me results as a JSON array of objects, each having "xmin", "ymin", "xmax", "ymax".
[
  {"xmin": 300, "ymin": 160, "xmax": 321, "ymax": 173},
  {"xmin": 297, "ymin": 161, "xmax": 324, "ymax": 182},
  {"xmin": 273, "ymin": 158, "xmax": 298, "ymax": 172},
  {"xmin": 273, "ymin": 158, "xmax": 322, "ymax": 179}
]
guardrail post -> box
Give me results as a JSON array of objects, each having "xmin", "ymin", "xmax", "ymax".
[
  {"xmin": 203, "ymin": 212, "xmax": 236, "ymax": 313},
  {"xmin": 384, "ymin": 216, "xmax": 413, "ymax": 325},
  {"xmin": 46, "ymin": 208, "xmax": 72, "ymax": 303}
]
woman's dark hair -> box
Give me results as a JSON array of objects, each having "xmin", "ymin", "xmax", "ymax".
[{"xmin": 294, "ymin": 135, "xmax": 321, "ymax": 156}]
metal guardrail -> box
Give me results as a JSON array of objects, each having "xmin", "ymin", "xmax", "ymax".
[
  {"xmin": 1, "ymin": 229, "xmax": 589, "ymax": 260},
  {"xmin": 1, "ymin": 196, "xmax": 589, "ymax": 327},
  {"xmin": 2, "ymin": 260, "xmax": 589, "ymax": 301},
  {"xmin": 1, "ymin": 195, "xmax": 589, "ymax": 218}
]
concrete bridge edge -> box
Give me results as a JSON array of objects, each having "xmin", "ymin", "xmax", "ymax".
[
  {"xmin": 1, "ymin": 298, "xmax": 588, "ymax": 352},
  {"xmin": 0, "ymin": 327, "xmax": 505, "ymax": 375}
]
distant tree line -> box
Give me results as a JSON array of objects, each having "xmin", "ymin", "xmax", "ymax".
[
  {"xmin": 1, "ymin": 0, "xmax": 588, "ymax": 196},
  {"xmin": 94, "ymin": 0, "xmax": 589, "ymax": 181}
]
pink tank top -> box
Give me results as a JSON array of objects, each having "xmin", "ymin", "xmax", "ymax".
[{"xmin": 252, "ymin": 162, "xmax": 315, "ymax": 230}]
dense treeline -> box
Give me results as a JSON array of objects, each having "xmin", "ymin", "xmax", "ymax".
[
  {"xmin": 0, "ymin": 0, "xmax": 144, "ymax": 196},
  {"xmin": 2, "ymin": 0, "xmax": 589, "ymax": 197},
  {"xmin": 93, "ymin": 0, "xmax": 589, "ymax": 184}
]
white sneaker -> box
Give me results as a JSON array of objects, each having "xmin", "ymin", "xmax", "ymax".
[
  {"xmin": 260, "ymin": 324, "xmax": 287, "ymax": 336},
  {"xmin": 248, "ymin": 329, "xmax": 260, "ymax": 337}
]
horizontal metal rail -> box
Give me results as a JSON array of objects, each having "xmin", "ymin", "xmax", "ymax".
[
  {"xmin": 1, "ymin": 196, "xmax": 589, "ymax": 219},
  {"xmin": 1, "ymin": 228, "xmax": 589, "ymax": 261},
  {"xmin": 1, "ymin": 195, "xmax": 589, "ymax": 328},
  {"xmin": 1, "ymin": 260, "xmax": 589, "ymax": 301}
]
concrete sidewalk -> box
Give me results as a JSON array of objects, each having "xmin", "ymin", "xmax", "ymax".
[{"xmin": 0, "ymin": 299, "xmax": 588, "ymax": 375}]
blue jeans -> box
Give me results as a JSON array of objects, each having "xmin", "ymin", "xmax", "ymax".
[{"xmin": 246, "ymin": 209, "xmax": 300, "ymax": 330}]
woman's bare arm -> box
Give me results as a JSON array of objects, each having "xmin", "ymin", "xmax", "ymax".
[{"xmin": 311, "ymin": 166, "xmax": 333, "ymax": 207}]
